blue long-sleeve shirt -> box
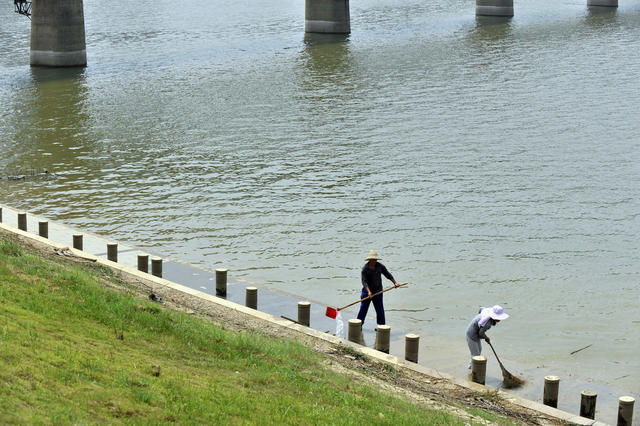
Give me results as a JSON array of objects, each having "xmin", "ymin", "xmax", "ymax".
[{"xmin": 361, "ymin": 262, "xmax": 395, "ymax": 294}]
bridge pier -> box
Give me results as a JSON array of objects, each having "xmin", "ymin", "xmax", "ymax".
[
  {"xmin": 476, "ymin": 0, "xmax": 514, "ymax": 17},
  {"xmin": 30, "ymin": 0, "xmax": 87, "ymax": 67},
  {"xmin": 305, "ymin": 0, "xmax": 350, "ymax": 34},
  {"xmin": 587, "ymin": 0, "xmax": 618, "ymax": 6}
]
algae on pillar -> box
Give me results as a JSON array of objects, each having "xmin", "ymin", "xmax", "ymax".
[
  {"xmin": 305, "ymin": 0, "xmax": 350, "ymax": 34},
  {"xmin": 30, "ymin": 0, "xmax": 87, "ymax": 67},
  {"xmin": 476, "ymin": 0, "xmax": 514, "ymax": 17}
]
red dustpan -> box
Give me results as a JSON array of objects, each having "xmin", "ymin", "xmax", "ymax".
[{"xmin": 325, "ymin": 282, "xmax": 408, "ymax": 319}]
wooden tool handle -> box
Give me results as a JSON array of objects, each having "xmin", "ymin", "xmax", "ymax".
[
  {"xmin": 487, "ymin": 341, "xmax": 505, "ymax": 368},
  {"xmin": 338, "ymin": 282, "xmax": 408, "ymax": 311}
]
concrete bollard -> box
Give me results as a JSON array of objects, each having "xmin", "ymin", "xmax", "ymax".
[
  {"xmin": 0, "ymin": 207, "xmax": 3, "ymax": 222},
  {"xmin": 297, "ymin": 301, "xmax": 311, "ymax": 326},
  {"xmin": 588, "ymin": 0, "xmax": 618, "ymax": 6},
  {"xmin": 38, "ymin": 221, "xmax": 48, "ymax": 238},
  {"xmin": 137, "ymin": 254, "xmax": 149, "ymax": 273},
  {"xmin": 476, "ymin": 0, "xmax": 514, "ymax": 17},
  {"xmin": 579, "ymin": 391, "xmax": 597, "ymax": 420},
  {"xmin": 305, "ymin": 0, "xmax": 350, "ymax": 34},
  {"xmin": 30, "ymin": 0, "xmax": 87, "ymax": 66},
  {"xmin": 151, "ymin": 257, "xmax": 163, "ymax": 278},
  {"xmin": 347, "ymin": 319, "xmax": 362, "ymax": 344},
  {"xmin": 617, "ymin": 396, "xmax": 634, "ymax": 426},
  {"xmin": 471, "ymin": 356, "xmax": 487, "ymax": 385},
  {"xmin": 18, "ymin": 213, "xmax": 27, "ymax": 231},
  {"xmin": 216, "ymin": 268, "xmax": 228, "ymax": 297},
  {"xmin": 404, "ymin": 334, "xmax": 420, "ymax": 363},
  {"xmin": 107, "ymin": 243, "xmax": 118, "ymax": 262},
  {"xmin": 72, "ymin": 234, "xmax": 83, "ymax": 250},
  {"xmin": 543, "ymin": 376, "xmax": 560, "ymax": 408},
  {"xmin": 374, "ymin": 325, "xmax": 391, "ymax": 354},
  {"xmin": 245, "ymin": 287, "xmax": 257, "ymax": 309}
]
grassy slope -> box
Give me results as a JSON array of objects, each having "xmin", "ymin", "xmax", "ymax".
[{"xmin": 0, "ymin": 237, "xmax": 495, "ymax": 425}]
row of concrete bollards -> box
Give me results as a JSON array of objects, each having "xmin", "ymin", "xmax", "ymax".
[
  {"xmin": 10, "ymin": 210, "xmax": 226, "ymax": 292},
  {"xmin": 471, "ymin": 357, "xmax": 635, "ymax": 425},
  {"xmin": 11, "ymin": 212, "xmax": 314, "ymax": 329},
  {"xmin": 345, "ymin": 318, "xmax": 420, "ymax": 362},
  {"xmin": 541, "ymin": 375, "xmax": 634, "ymax": 425},
  {"xmin": 5, "ymin": 209, "xmax": 635, "ymax": 425},
  {"xmin": 10, "ymin": 212, "xmax": 167, "ymax": 279},
  {"xmin": 231, "ymin": 285, "xmax": 423, "ymax": 363}
]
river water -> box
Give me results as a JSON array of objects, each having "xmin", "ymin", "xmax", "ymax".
[{"xmin": 1, "ymin": 0, "xmax": 639, "ymax": 420}]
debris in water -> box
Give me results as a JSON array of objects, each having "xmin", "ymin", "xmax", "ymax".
[
  {"xmin": 570, "ymin": 344, "xmax": 593, "ymax": 355},
  {"xmin": 3, "ymin": 168, "xmax": 56, "ymax": 181}
]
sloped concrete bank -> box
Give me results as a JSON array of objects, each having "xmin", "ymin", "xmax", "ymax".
[{"xmin": 0, "ymin": 218, "xmax": 607, "ymax": 425}]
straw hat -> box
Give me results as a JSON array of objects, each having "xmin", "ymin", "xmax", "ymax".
[{"xmin": 365, "ymin": 250, "xmax": 381, "ymax": 261}]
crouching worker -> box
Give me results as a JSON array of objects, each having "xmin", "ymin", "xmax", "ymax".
[{"xmin": 465, "ymin": 305, "xmax": 509, "ymax": 368}]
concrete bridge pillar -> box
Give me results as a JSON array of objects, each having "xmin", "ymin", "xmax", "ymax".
[
  {"xmin": 476, "ymin": 0, "xmax": 514, "ymax": 17},
  {"xmin": 305, "ymin": 0, "xmax": 350, "ymax": 34},
  {"xmin": 587, "ymin": 0, "xmax": 618, "ymax": 6},
  {"xmin": 30, "ymin": 0, "xmax": 87, "ymax": 67}
]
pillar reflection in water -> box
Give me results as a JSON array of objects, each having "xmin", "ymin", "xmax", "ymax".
[{"xmin": 0, "ymin": 67, "xmax": 94, "ymax": 215}]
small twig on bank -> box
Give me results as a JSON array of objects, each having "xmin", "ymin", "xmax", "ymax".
[{"xmin": 280, "ymin": 315, "xmax": 303, "ymax": 325}]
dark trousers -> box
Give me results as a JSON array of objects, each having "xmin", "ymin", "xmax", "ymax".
[{"xmin": 356, "ymin": 288, "xmax": 385, "ymax": 326}]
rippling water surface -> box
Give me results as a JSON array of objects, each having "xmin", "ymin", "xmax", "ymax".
[{"xmin": 1, "ymin": 0, "xmax": 639, "ymax": 418}]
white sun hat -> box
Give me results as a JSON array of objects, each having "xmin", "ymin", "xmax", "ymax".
[
  {"xmin": 489, "ymin": 305, "xmax": 509, "ymax": 320},
  {"xmin": 478, "ymin": 305, "xmax": 509, "ymax": 326},
  {"xmin": 365, "ymin": 249, "xmax": 381, "ymax": 260}
]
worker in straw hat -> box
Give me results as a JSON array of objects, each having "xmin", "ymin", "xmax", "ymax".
[
  {"xmin": 465, "ymin": 305, "xmax": 509, "ymax": 368},
  {"xmin": 357, "ymin": 250, "xmax": 399, "ymax": 327}
]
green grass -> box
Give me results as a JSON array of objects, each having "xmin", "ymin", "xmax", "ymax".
[{"xmin": 0, "ymin": 237, "xmax": 489, "ymax": 425}]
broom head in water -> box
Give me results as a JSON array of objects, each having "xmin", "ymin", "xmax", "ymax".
[{"xmin": 500, "ymin": 365, "xmax": 525, "ymax": 388}]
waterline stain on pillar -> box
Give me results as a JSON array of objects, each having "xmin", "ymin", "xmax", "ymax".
[
  {"xmin": 30, "ymin": 0, "xmax": 87, "ymax": 67},
  {"xmin": 476, "ymin": 0, "xmax": 514, "ymax": 17},
  {"xmin": 305, "ymin": 0, "xmax": 350, "ymax": 34}
]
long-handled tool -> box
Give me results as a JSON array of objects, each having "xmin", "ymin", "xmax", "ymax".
[
  {"xmin": 325, "ymin": 282, "xmax": 408, "ymax": 319},
  {"xmin": 487, "ymin": 341, "xmax": 524, "ymax": 388}
]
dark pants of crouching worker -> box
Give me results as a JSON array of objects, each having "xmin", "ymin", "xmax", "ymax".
[{"xmin": 356, "ymin": 288, "xmax": 385, "ymax": 326}]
